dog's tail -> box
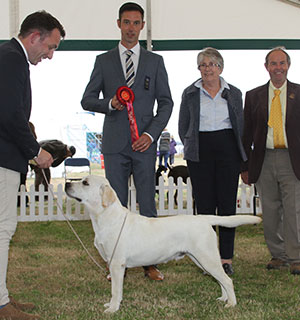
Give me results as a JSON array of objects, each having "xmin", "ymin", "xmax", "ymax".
[{"xmin": 200, "ymin": 215, "xmax": 262, "ymax": 228}]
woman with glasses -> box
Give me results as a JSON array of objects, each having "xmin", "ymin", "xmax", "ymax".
[{"xmin": 178, "ymin": 47, "xmax": 247, "ymax": 275}]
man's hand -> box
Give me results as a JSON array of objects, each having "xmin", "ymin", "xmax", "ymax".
[
  {"xmin": 132, "ymin": 134, "xmax": 152, "ymax": 152},
  {"xmin": 111, "ymin": 95, "xmax": 125, "ymax": 111},
  {"xmin": 241, "ymin": 171, "xmax": 251, "ymax": 186},
  {"xmin": 34, "ymin": 149, "xmax": 53, "ymax": 168}
]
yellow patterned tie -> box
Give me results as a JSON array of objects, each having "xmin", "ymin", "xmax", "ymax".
[{"xmin": 268, "ymin": 89, "xmax": 286, "ymax": 148}]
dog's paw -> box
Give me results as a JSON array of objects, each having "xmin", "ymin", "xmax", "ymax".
[
  {"xmin": 217, "ymin": 296, "xmax": 227, "ymax": 303},
  {"xmin": 104, "ymin": 301, "xmax": 121, "ymax": 313},
  {"xmin": 104, "ymin": 305, "xmax": 119, "ymax": 313},
  {"xmin": 225, "ymin": 301, "xmax": 236, "ymax": 308}
]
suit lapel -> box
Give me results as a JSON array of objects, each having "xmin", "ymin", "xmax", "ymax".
[
  {"xmin": 286, "ymin": 81, "xmax": 297, "ymax": 124},
  {"xmin": 111, "ymin": 47, "xmax": 126, "ymax": 83},
  {"xmin": 186, "ymin": 82, "xmax": 200, "ymax": 131},
  {"xmin": 224, "ymin": 88, "xmax": 238, "ymax": 130},
  {"xmin": 258, "ymin": 83, "xmax": 269, "ymax": 123},
  {"xmin": 133, "ymin": 47, "xmax": 147, "ymax": 88}
]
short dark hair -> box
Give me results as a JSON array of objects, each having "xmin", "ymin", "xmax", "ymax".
[
  {"xmin": 119, "ymin": 2, "xmax": 144, "ymax": 20},
  {"xmin": 265, "ymin": 46, "xmax": 291, "ymax": 66},
  {"xmin": 18, "ymin": 10, "xmax": 65, "ymax": 39}
]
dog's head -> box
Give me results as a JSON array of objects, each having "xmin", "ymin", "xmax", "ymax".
[
  {"xmin": 156, "ymin": 165, "xmax": 167, "ymax": 175},
  {"xmin": 65, "ymin": 175, "xmax": 118, "ymax": 212}
]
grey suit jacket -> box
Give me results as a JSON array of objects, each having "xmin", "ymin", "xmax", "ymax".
[
  {"xmin": 242, "ymin": 80, "xmax": 300, "ymax": 183},
  {"xmin": 178, "ymin": 79, "xmax": 246, "ymax": 162},
  {"xmin": 81, "ymin": 46, "xmax": 173, "ymax": 154}
]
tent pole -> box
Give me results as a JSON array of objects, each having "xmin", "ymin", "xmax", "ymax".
[
  {"xmin": 146, "ymin": 0, "xmax": 152, "ymax": 51},
  {"xmin": 9, "ymin": 0, "xmax": 19, "ymax": 38}
]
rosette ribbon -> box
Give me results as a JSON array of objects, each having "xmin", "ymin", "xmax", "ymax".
[{"xmin": 116, "ymin": 86, "xmax": 139, "ymax": 143}]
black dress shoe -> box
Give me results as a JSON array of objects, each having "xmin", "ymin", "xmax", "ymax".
[{"xmin": 222, "ymin": 263, "xmax": 234, "ymax": 276}]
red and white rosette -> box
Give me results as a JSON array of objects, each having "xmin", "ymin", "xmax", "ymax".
[{"xmin": 116, "ymin": 86, "xmax": 139, "ymax": 143}]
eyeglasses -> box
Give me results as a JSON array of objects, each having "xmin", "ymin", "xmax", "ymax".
[{"xmin": 198, "ymin": 62, "xmax": 220, "ymax": 70}]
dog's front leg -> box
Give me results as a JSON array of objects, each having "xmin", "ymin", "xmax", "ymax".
[{"xmin": 104, "ymin": 263, "xmax": 126, "ymax": 313}]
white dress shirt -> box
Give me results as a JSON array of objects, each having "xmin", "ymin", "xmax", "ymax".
[{"xmin": 118, "ymin": 42, "xmax": 140, "ymax": 78}]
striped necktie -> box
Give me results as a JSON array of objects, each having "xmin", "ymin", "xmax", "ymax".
[
  {"xmin": 125, "ymin": 50, "xmax": 135, "ymax": 88},
  {"xmin": 268, "ymin": 89, "xmax": 286, "ymax": 148}
]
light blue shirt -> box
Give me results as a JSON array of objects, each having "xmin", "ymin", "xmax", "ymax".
[{"xmin": 194, "ymin": 77, "xmax": 232, "ymax": 132}]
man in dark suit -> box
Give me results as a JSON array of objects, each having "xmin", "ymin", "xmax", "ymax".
[
  {"xmin": 0, "ymin": 11, "xmax": 65, "ymax": 319},
  {"xmin": 81, "ymin": 2, "xmax": 173, "ymax": 281},
  {"xmin": 242, "ymin": 47, "xmax": 300, "ymax": 275}
]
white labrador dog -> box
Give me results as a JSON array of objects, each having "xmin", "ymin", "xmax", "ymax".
[{"xmin": 65, "ymin": 175, "xmax": 261, "ymax": 313}]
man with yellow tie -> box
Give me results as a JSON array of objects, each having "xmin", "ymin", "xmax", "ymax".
[{"xmin": 241, "ymin": 47, "xmax": 300, "ymax": 275}]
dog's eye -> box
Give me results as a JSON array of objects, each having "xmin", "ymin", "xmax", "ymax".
[{"xmin": 82, "ymin": 180, "xmax": 89, "ymax": 186}]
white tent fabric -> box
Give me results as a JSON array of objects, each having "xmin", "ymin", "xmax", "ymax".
[{"xmin": 1, "ymin": 0, "xmax": 300, "ymax": 40}]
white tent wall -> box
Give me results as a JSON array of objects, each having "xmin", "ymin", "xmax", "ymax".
[
  {"xmin": 1, "ymin": 0, "xmax": 147, "ymax": 39},
  {"xmin": 0, "ymin": 0, "xmax": 10, "ymax": 38},
  {"xmin": 1, "ymin": 0, "xmax": 300, "ymax": 41},
  {"xmin": 151, "ymin": 0, "xmax": 300, "ymax": 40}
]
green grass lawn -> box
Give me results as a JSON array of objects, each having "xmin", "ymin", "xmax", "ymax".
[{"xmin": 7, "ymin": 218, "xmax": 300, "ymax": 320}]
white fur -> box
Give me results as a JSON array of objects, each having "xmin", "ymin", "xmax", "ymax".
[{"xmin": 65, "ymin": 175, "xmax": 262, "ymax": 313}]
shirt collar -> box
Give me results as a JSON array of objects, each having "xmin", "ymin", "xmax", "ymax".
[
  {"xmin": 119, "ymin": 42, "xmax": 140, "ymax": 56},
  {"xmin": 194, "ymin": 76, "xmax": 230, "ymax": 91},
  {"xmin": 269, "ymin": 80, "xmax": 287, "ymax": 92},
  {"xmin": 15, "ymin": 37, "xmax": 29, "ymax": 62}
]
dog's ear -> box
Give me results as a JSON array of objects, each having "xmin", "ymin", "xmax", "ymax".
[{"xmin": 101, "ymin": 185, "xmax": 116, "ymax": 208}]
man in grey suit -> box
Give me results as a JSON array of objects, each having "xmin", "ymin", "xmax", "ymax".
[
  {"xmin": 242, "ymin": 47, "xmax": 300, "ymax": 275},
  {"xmin": 81, "ymin": 2, "xmax": 173, "ymax": 281}
]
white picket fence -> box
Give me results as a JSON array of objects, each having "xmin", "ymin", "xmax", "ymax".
[{"xmin": 17, "ymin": 177, "xmax": 261, "ymax": 222}]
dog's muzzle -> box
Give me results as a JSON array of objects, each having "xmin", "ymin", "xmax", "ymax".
[{"xmin": 65, "ymin": 182, "xmax": 82, "ymax": 202}]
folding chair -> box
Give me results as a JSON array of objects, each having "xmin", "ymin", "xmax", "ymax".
[{"xmin": 64, "ymin": 157, "xmax": 91, "ymax": 182}]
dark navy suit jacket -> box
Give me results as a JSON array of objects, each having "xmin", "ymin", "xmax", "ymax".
[{"xmin": 0, "ymin": 38, "xmax": 40, "ymax": 174}]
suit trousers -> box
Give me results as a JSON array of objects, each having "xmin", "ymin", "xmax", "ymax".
[
  {"xmin": 187, "ymin": 129, "xmax": 241, "ymax": 259},
  {"xmin": 256, "ymin": 149, "xmax": 300, "ymax": 263},
  {"xmin": 104, "ymin": 143, "xmax": 157, "ymax": 217},
  {"xmin": 0, "ymin": 167, "xmax": 20, "ymax": 306}
]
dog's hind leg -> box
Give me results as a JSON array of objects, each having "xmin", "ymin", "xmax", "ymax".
[
  {"xmin": 213, "ymin": 272, "xmax": 236, "ymax": 307},
  {"xmin": 104, "ymin": 263, "xmax": 126, "ymax": 313},
  {"xmin": 187, "ymin": 250, "xmax": 236, "ymax": 308},
  {"xmin": 204, "ymin": 262, "xmax": 236, "ymax": 307}
]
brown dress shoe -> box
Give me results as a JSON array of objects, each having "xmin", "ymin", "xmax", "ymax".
[
  {"xmin": 9, "ymin": 296, "xmax": 35, "ymax": 311},
  {"xmin": 0, "ymin": 302, "xmax": 40, "ymax": 320},
  {"xmin": 266, "ymin": 258, "xmax": 289, "ymax": 270},
  {"xmin": 144, "ymin": 266, "xmax": 164, "ymax": 281},
  {"xmin": 290, "ymin": 262, "xmax": 300, "ymax": 275}
]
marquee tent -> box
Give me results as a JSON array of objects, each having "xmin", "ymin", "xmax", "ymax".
[{"xmin": 1, "ymin": 0, "xmax": 300, "ymax": 51}]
